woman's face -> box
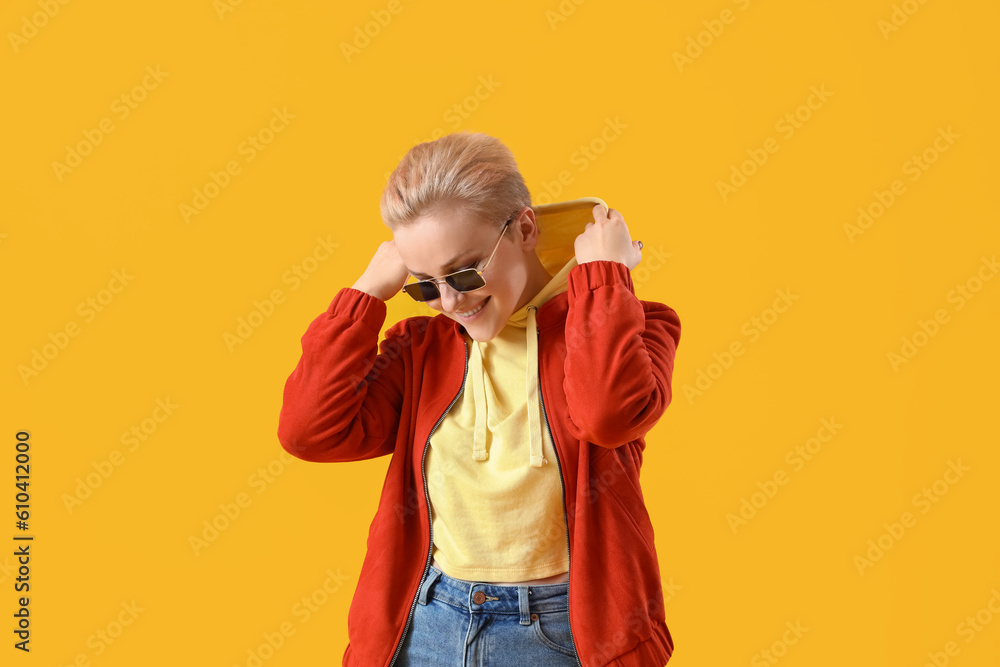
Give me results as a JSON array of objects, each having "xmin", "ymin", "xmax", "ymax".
[{"xmin": 393, "ymin": 206, "xmax": 539, "ymax": 342}]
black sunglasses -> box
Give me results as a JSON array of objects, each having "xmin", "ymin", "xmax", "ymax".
[{"xmin": 400, "ymin": 217, "xmax": 513, "ymax": 302}]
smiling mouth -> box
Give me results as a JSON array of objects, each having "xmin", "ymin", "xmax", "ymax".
[{"xmin": 457, "ymin": 296, "xmax": 490, "ymax": 317}]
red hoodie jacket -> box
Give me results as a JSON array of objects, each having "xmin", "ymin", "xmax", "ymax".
[{"xmin": 278, "ymin": 256, "xmax": 681, "ymax": 666}]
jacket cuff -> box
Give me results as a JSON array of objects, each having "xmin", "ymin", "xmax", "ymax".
[
  {"xmin": 328, "ymin": 287, "xmax": 388, "ymax": 336},
  {"xmin": 568, "ymin": 260, "xmax": 635, "ymax": 296}
]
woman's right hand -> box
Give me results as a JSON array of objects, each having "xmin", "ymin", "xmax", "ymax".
[{"xmin": 351, "ymin": 240, "xmax": 411, "ymax": 302}]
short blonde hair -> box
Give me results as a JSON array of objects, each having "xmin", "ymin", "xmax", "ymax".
[{"xmin": 380, "ymin": 131, "xmax": 531, "ymax": 233}]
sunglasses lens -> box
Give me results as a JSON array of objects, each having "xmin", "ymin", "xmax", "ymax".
[
  {"xmin": 403, "ymin": 282, "xmax": 439, "ymax": 302},
  {"xmin": 448, "ymin": 270, "xmax": 485, "ymax": 292}
]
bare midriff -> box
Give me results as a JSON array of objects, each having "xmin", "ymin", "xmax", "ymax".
[{"xmin": 432, "ymin": 558, "xmax": 569, "ymax": 585}]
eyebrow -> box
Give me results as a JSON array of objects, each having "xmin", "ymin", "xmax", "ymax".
[{"xmin": 410, "ymin": 250, "xmax": 478, "ymax": 279}]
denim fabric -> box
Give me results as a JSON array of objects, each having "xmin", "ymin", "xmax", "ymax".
[{"xmin": 396, "ymin": 566, "xmax": 579, "ymax": 666}]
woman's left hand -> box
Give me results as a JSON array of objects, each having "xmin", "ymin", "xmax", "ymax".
[{"xmin": 574, "ymin": 204, "xmax": 642, "ymax": 271}]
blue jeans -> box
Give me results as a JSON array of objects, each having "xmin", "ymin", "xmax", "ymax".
[{"xmin": 396, "ymin": 565, "xmax": 580, "ymax": 665}]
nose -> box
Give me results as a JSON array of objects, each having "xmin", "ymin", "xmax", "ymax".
[{"xmin": 437, "ymin": 282, "xmax": 465, "ymax": 313}]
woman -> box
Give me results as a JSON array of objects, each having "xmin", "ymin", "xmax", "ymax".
[{"xmin": 277, "ymin": 131, "xmax": 681, "ymax": 666}]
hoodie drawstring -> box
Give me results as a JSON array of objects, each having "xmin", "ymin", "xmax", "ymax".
[{"xmin": 468, "ymin": 304, "xmax": 546, "ymax": 468}]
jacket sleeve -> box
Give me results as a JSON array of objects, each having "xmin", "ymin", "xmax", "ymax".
[
  {"xmin": 276, "ymin": 287, "xmax": 413, "ymax": 462},
  {"xmin": 562, "ymin": 260, "xmax": 681, "ymax": 447}
]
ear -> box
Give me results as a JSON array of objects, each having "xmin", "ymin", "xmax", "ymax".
[{"xmin": 510, "ymin": 207, "xmax": 540, "ymax": 251}]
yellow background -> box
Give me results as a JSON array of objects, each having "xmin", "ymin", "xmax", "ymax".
[{"xmin": 2, "ymin": 0, "xmax": 998, "ymax": 665}]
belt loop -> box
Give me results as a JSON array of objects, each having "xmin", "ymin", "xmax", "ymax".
[
  {"xmin": 518, "ymin": 585, "xmax": 531, "ymax": 625},
  {"xmin": 417, "ymin": 568, "xmax": 442, "ymax": 606}
]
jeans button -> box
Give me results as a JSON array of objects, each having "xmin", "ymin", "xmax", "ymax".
[{"xmin": 472, "ymin": 591, "xmax": 486, "ymax": 604}]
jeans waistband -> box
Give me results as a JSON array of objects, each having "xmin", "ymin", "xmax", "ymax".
[{"xmin": 418, "ymin": 566, "xmax": 569, "ymax": 623}]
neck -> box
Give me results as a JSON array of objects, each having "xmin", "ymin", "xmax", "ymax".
[{"xmin": 516, "ymin": 254, "xmax": 553, "ymax": 311}]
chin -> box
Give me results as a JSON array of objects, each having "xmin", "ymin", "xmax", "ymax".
[
  {"xmin": 459, "ymin": 315, "xmax": 500, "ymax": 342},
  {"xmin": 467, "ymin": 328, "xmax": 500, "ymax": 343}
]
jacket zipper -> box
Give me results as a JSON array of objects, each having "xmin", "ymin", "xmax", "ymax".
[
  {"xmin": 535, "ymin": 323, "xmax": 583, "ymax": 666},
  {"xmin": 387, "ymin": 336, "xmax": 469, "ymax": 667}
]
